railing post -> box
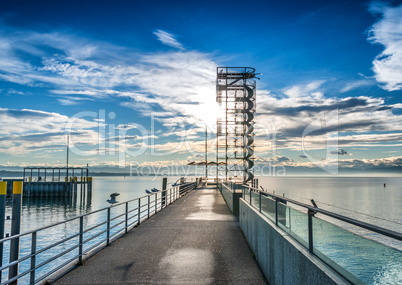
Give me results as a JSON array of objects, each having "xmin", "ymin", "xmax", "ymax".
[
  {"xmin": 275, "ymin": 198, "xmax": 278, "ymax": 226},
  {"xmin": 249, "ymin": 187, "xmax": 252, "ymax": 204},
  {"xmin": 125, "ymin": 202, "xmax": 128, "ymax": 234},
  {"xmin": 148, "ymin": 195, "xmax": 150, "ymax": 218},
  {"xmin": 155, "ymin": 193, "xmax": 157, "ymax": 213},
  {"xmin": 107, "ymin": 208, "xmax": 111, "ymax": 246},
  {"xmin": 0, "ymin": 181, "xmax": 6, "ymax": 274},
  {"xmin": 138, "ymin": 199, "xmax": 141, "ymax": 225},
  {"xmin": 162, "ymin": 178, "xmax": 167, "ymax": 207},
  {"xmin": 308, "ymin": 210, "xmax": 314, "ymax": 253},
  {"xmin": 259, "ymin": 191, "xmax": 261, "ymax": 212},
  {"xmin": 9, "ymin": 181, "xmax": 23, "ymax": 284},
  {"xmin": 78, "ymin": 216, "xmax": 83, "ymax": 264},
  {"xmin": 30, "ymin": 232, "xmax": 37, "ymax": 285}
]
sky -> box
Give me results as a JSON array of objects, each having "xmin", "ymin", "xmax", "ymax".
[{"xmin": 0, "ymin": 0, "xmax": 402, "ymax": 175}]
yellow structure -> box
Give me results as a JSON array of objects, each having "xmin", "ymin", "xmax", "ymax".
[
  {"xmin": 13, "ymin": 181, "xmax": 23, "ymax": 194},
  {"xmin": 0, "ymin": 181, "xmax": 6, "ymax": 195}
]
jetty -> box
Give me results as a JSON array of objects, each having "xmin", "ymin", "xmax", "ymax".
[
  {"xmin": 55, "ymin": 185, "xmax": 266, "ymax": 284},
  {"xmin": 0, "ymin": 178, "xmax": 401, "ymax": 284},
  {"xmin": 3, "ymin": 167, "xmax": 92, "ymax": 198}
]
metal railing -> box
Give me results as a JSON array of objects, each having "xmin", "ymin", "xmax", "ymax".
[
  {"xmin": 241, "ymin": 184, "xmax": 402, "ymax": 284},
  {"xmin": 0, "ymin": 180, "xmax": 199, "ymax": 284}
]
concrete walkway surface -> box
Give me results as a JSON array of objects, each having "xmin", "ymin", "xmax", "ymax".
[{"xmin": 56, "ymin": 187, "xmax": 267, "ymax": 284}]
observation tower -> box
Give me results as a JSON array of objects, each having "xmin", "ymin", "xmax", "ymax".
[{"xmin": 216, "ymin": 67, "xmax": 257, "ymax": 183}]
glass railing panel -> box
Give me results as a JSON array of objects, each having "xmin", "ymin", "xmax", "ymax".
[
  {"xmin": 277, "ymin": 202, "xmax": 288, "ymax": 228},
  {"xmin": 312, "ymin": 216, "xmax": 402, "ymax": 284},
  {"xmin": 287, "ymin": 207, "xmax": 309, "ymax": 248},
  {"xmin": 243, "ymin": 187, "xmax": 250, "ymax": 203},
  {"xmin": 250, "ymin": 191, "xmax": 259, "ymax": 210},
  {"xmin": 274, "ymin": 203, "xmax": 309, "ymax": 248},
  {"xmin": 260, "ymin": 195, "xmax": 275, "ymax": 222}
]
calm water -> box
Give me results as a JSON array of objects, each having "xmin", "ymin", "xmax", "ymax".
[
  {"xmin": 257, "ymin": 176, "xmax": 402, "ymax": 285},
  {"xmin": 14, "ymin": 176, "xmax": 175, "ymax": 233},
  {"xmin": 1, "ymin": 176, "xmax": 401, "ymax": 284},
  {"xmin": 257, "ymin": 176, "xmax": 402, "ymax": 235}
]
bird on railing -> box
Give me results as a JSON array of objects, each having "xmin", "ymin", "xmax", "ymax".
[
  {"xmin": 172, "ymin": 178, "xmax": 181, "ymax": 186},
  {"xmin": 151, "ymin": 188, "xmax": 159, "ymax": 192},
  {"xmin": 145, "ymin": 189, "xmax": 152, "ymax": 194},
  {"xmin": 107, "ymin": 192, "xmax": 120, "ymax": 204}
]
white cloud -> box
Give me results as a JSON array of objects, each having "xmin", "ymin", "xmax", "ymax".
[
  {"xmin": 283, "ymin": 80, "xmax": 325, "ymax": 98},
  {"xmin": 338, "ymin": 156, "xmax": 402, "ymax": 169},
  {"xmin": 153, "ymin": 29, "xmax": 184, "ymax": 50},
  {"xmin": 255, "ymin": 84, "xmax": 402, "ymax": 154},
  {"xmin": 368, "ymin": 3, "xmax": 402, "ymax": 91},
  {"xmin": 0, "ymin": 108, "xmax": 100, "ymax": 155},
  {"xmin": 0, "ymin": 24, "xmax": 218, "ymax": 127},
  {"xmin": 340, "ymin": 79, "xmax": 376, "ymax": 93},
  {"xmin": 1, "ymin": 22, "xmax": 401, "ymax": 170},
  {"xmin": 58, "ymin": 97, "xmax": 94, "ymax": 105}
]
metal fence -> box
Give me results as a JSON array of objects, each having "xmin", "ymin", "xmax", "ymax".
[
  {"xmin": 241, "ymin": 184, "xmax": 402, "ymax": 284},
  {"xmin": 0, "ymin": 180, "xmax": 200, "ymax": 284}
]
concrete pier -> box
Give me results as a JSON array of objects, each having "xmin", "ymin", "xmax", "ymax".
[{"xmin": 55, "ymin": 186, "xmax": 267, "ymax": 284}]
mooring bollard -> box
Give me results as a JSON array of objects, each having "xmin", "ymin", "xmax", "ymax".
[
  {"xmin": 87, "ymin": 177, "xmax": 92, "ymax": 194},
  {"xmin": 0, "ymin": 181, "xmax": 6, "ymax": 271},
  {"xmin": 9, "ymin": 181, "xmax": 23, "ymax": 283}
]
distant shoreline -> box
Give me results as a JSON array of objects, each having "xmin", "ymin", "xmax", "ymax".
[{"xmin": 1, "ymin": 169, "xmax": 400, "ymax": 178}]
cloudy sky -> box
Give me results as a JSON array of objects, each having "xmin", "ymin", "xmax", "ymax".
[{"xmin": 0, "ymin": 0, "xmax": 402, "ymax": 174}]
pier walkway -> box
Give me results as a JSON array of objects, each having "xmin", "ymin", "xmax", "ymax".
[{"xmin": 56, "ymin": 186, "xmax": 267, "ymax": 284}]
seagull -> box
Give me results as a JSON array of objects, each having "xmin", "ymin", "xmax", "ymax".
[
  {"xmin": 172, "ymin": 179, "xmax": 181, "ymax": 186},
  {"xmin": 107, "ymin": 192, "xmax": 120, "ymax": 204}
]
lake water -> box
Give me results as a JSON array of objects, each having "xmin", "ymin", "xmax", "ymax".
[
  {"xmin": 257, "ymin": 176, "xmax": 402, "ymax": 285},
  {"xmin": 14, "ymin": 176, "xmax": 176, "ymax": 233},
  {"xmin": 257, "ymin": 176, "xmax": 402, "ymax": 233},
  {"xmin": 1, "ymin": 175, "xmax": 401, "ymax": 284}
]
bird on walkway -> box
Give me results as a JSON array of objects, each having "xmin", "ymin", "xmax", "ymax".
[{"xmin": 107, "ymin": 192, "xmax": 120, "ymax": 204}]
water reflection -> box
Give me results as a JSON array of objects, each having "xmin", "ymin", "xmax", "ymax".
[
  {"xmin": 4, "ymin": 191, "xmax": 92, "ymax": 235},
  {"xmin": 1, "ymin": 176, "xmax": 181, "ymax": 284}
]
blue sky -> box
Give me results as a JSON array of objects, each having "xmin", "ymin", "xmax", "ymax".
[{"xmin": 0, "ymin": 0, "xmax": 402, "ymax": 175}]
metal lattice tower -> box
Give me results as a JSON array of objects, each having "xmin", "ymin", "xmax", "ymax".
[{"xmin": 216, "ymin": 67, "xmax": 257, "ymax": 182}]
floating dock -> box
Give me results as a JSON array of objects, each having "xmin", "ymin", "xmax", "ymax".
[{"xmin": 2, "ymin": 167, "xmax": 92, "ymax": 197}]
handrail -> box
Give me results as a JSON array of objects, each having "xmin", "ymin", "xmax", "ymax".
[
  {"xmin": 238, "ymin": 183, "xmax": 402, "ymax": 284},
  {"xmin": 0, "ymin": 179, "xmax": 201, "ymax": 284},
  {"xmin": 0, "ymin": 183, "xmax": 192, "ymax": 242},
  {"xmin": 244, "ymin": 185, "xmax": 402, "ymax": 241}
]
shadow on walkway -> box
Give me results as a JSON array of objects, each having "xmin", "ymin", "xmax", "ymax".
[{"xmin": 56, "ymin": 186, "xmax": 267, "ymax": 284}]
